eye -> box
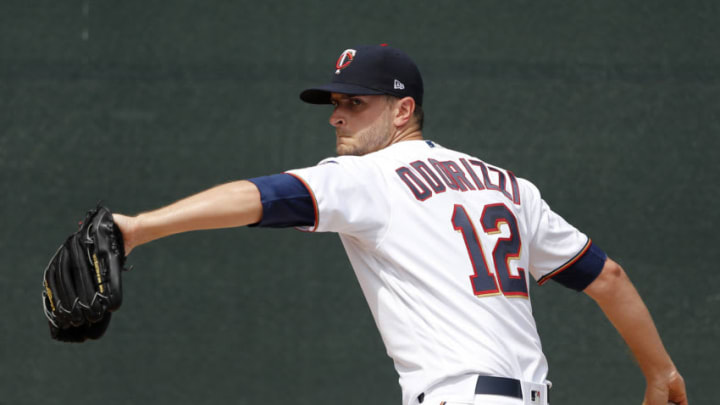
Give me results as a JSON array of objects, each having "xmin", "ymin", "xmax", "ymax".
[{"xmin": 350, "ymin": 98, "xmax": 363, "ymax": 106}]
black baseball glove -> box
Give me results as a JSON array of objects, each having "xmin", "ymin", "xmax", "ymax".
[{"xmin": 42, "ymin": 205, "xmax": 129, "ymax": 342}]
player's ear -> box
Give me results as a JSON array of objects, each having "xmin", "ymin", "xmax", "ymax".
[{"xmin": 392, "ymin": 96, "xmax": 416, "ymax": 128}]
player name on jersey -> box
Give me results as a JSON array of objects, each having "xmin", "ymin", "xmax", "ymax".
[{"xmin": 395, "ymin": 157, "xmax": 521, "ymax": 204}]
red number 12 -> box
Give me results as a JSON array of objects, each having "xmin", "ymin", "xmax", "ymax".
[{"xmin": 451, "ymin": 203, "xmax": 528, "ymax": 298}]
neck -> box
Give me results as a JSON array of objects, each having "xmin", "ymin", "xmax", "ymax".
[{"xmin": 389, "ymin": 123, "xmax": 423, "ymax": 146}]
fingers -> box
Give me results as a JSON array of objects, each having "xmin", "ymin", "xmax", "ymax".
[
  {"xmin": 68, "ymin": 232, "xmax": 104, "ymax": 322},
  {"xmin": 55, "ymin": 244, "xmax": 84, "ymax": 326}
]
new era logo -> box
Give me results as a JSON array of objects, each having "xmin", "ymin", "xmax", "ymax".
[{"xmin": 393, "ymin": 79, "xmax": 405, "ymax": 90}]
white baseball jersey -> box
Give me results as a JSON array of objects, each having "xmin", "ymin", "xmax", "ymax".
[{"xmin": 283, "ymin": 140, "xmax": 595, "ymax": 405}]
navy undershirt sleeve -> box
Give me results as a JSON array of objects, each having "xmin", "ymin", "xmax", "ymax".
[
  {"xmin": 551, "ymin": 242, "xmax": 607, "ymax": 291},
  {"xmin": 247, "ymin": 173, "xmax": 315, "ymax": 228}
]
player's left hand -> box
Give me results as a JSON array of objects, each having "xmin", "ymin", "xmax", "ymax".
[
  {"xmin": 42, "ymin": 205, "xmax": 129, "ymax": 342},
  {"xmin": 642, "ymin": 369, "xmax": 688, "ymax": 405}
]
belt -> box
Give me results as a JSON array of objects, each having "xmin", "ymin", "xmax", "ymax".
[
  {"xmin": 417, "ymin": 375, "xmax": 550, "ymax": 403},
  {"xmin": 474, "ymin": 375, "xmax": 522, "ymax": 398}
]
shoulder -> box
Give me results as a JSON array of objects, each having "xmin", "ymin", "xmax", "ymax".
[
  {"xmin": 515, "ymin": 176, "xmax": 541, "ymax": 198},
  {"xmin": 286, "ymin": 154, "xmax": 388, "ymax": 194},
  {"xmin": 311, "ymin": 155, "xmax": 383, "ymax": 178},
  {"xmin": 316, "ymin": 145, "xmax": 411, "ymax": 172}
]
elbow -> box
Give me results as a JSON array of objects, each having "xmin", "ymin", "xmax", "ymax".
[
  {"xmin": 601, "ymin": 258, "xmax": 625, "ymax": 283},
  {"xmin": 583, "ymin": 258, "xmax": 627, "ymax": 301}
]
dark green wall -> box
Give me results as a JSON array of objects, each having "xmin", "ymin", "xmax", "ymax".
[{"xmin": 2, "ymin": 1, "xmax": 717, "ymax": 403}]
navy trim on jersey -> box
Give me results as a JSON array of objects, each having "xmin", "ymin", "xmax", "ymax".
[
  {"xmin": 247, "ymin": 173, "xmax": 315, "ymax": 228},
  {"xmin": 539, "ymin": 241, "xmax": 607, "ymax": 291}
]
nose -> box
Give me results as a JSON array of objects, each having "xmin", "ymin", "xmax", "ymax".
[{"xmin": 329, "ymin": 108, "xmax": 345, "ymax": 128}]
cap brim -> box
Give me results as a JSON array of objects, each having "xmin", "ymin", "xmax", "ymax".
[{"xmin": 300, "ymin": 82, "xmax": 386, "ymax": 104}]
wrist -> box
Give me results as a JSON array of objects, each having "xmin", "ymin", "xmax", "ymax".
[
  {"xmin": 643, "ymin": 363, "xmax": 678, "ymax": 383},
  {"xmin": 112, "ymin": 213, "xmax": 141, "ymax": 256},
  {"xmin": 133, "ymin": 212, "xmax": 154, "ymax": 250}
]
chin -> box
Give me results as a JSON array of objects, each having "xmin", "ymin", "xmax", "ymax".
[
  {"xmin": 338, "ymin": 147, "xmax": 365, "ymax": 156},
  {"xmin": 336, "ymin": 143, "xmax": 354, "ymax": 156}
]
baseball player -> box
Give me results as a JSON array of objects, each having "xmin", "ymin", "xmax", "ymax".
[{"xmin": 111, "ymin": 45, "xmax": 688, "ymax": 405}]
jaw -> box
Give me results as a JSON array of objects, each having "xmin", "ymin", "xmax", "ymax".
[
  {"xmin": 334, "ymin": 107, "xmax": 396, "ymax": 156},
  {"xmin": 336, "ymin": 137, "xmax": 369, "ymax": 156}
]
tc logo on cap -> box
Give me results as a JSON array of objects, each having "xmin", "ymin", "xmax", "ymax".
[{"xmin": 335, "ymin": 49, "xmax": 356, "ymax": 74}]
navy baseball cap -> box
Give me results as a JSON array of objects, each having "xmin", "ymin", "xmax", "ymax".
[{"xmin": 300, "ymin": 44, "xmax": 424, "ymax": 106}]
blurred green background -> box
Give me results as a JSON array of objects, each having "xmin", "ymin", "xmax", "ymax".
[{"xmin": 1, "ymin": 1, "xmax": 717, "ymax": 403}]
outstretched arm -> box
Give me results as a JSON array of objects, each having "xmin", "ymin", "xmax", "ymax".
[
  {"xmin": 584, "ymin": 258, "xmax": 688, "ymax": 405},
  {"xmin": 112, "ymin": 180, "xmax": 262, "ymax": 255}
]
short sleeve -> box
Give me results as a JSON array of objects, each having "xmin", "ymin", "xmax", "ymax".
[
  {"xmin": 519, "ymin": 179, "xmax": 593, "ymax": 283},
  {"xmin": 286, "ymin": 157, "xmax": 391, "ymax": 243},
  {"xmin": 540, "ymin": 241, "xmax": 607, "ymax": 291},
  {"xmin": 247, "ymin": 173, "xmax": 315, "ymax": 228}
]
